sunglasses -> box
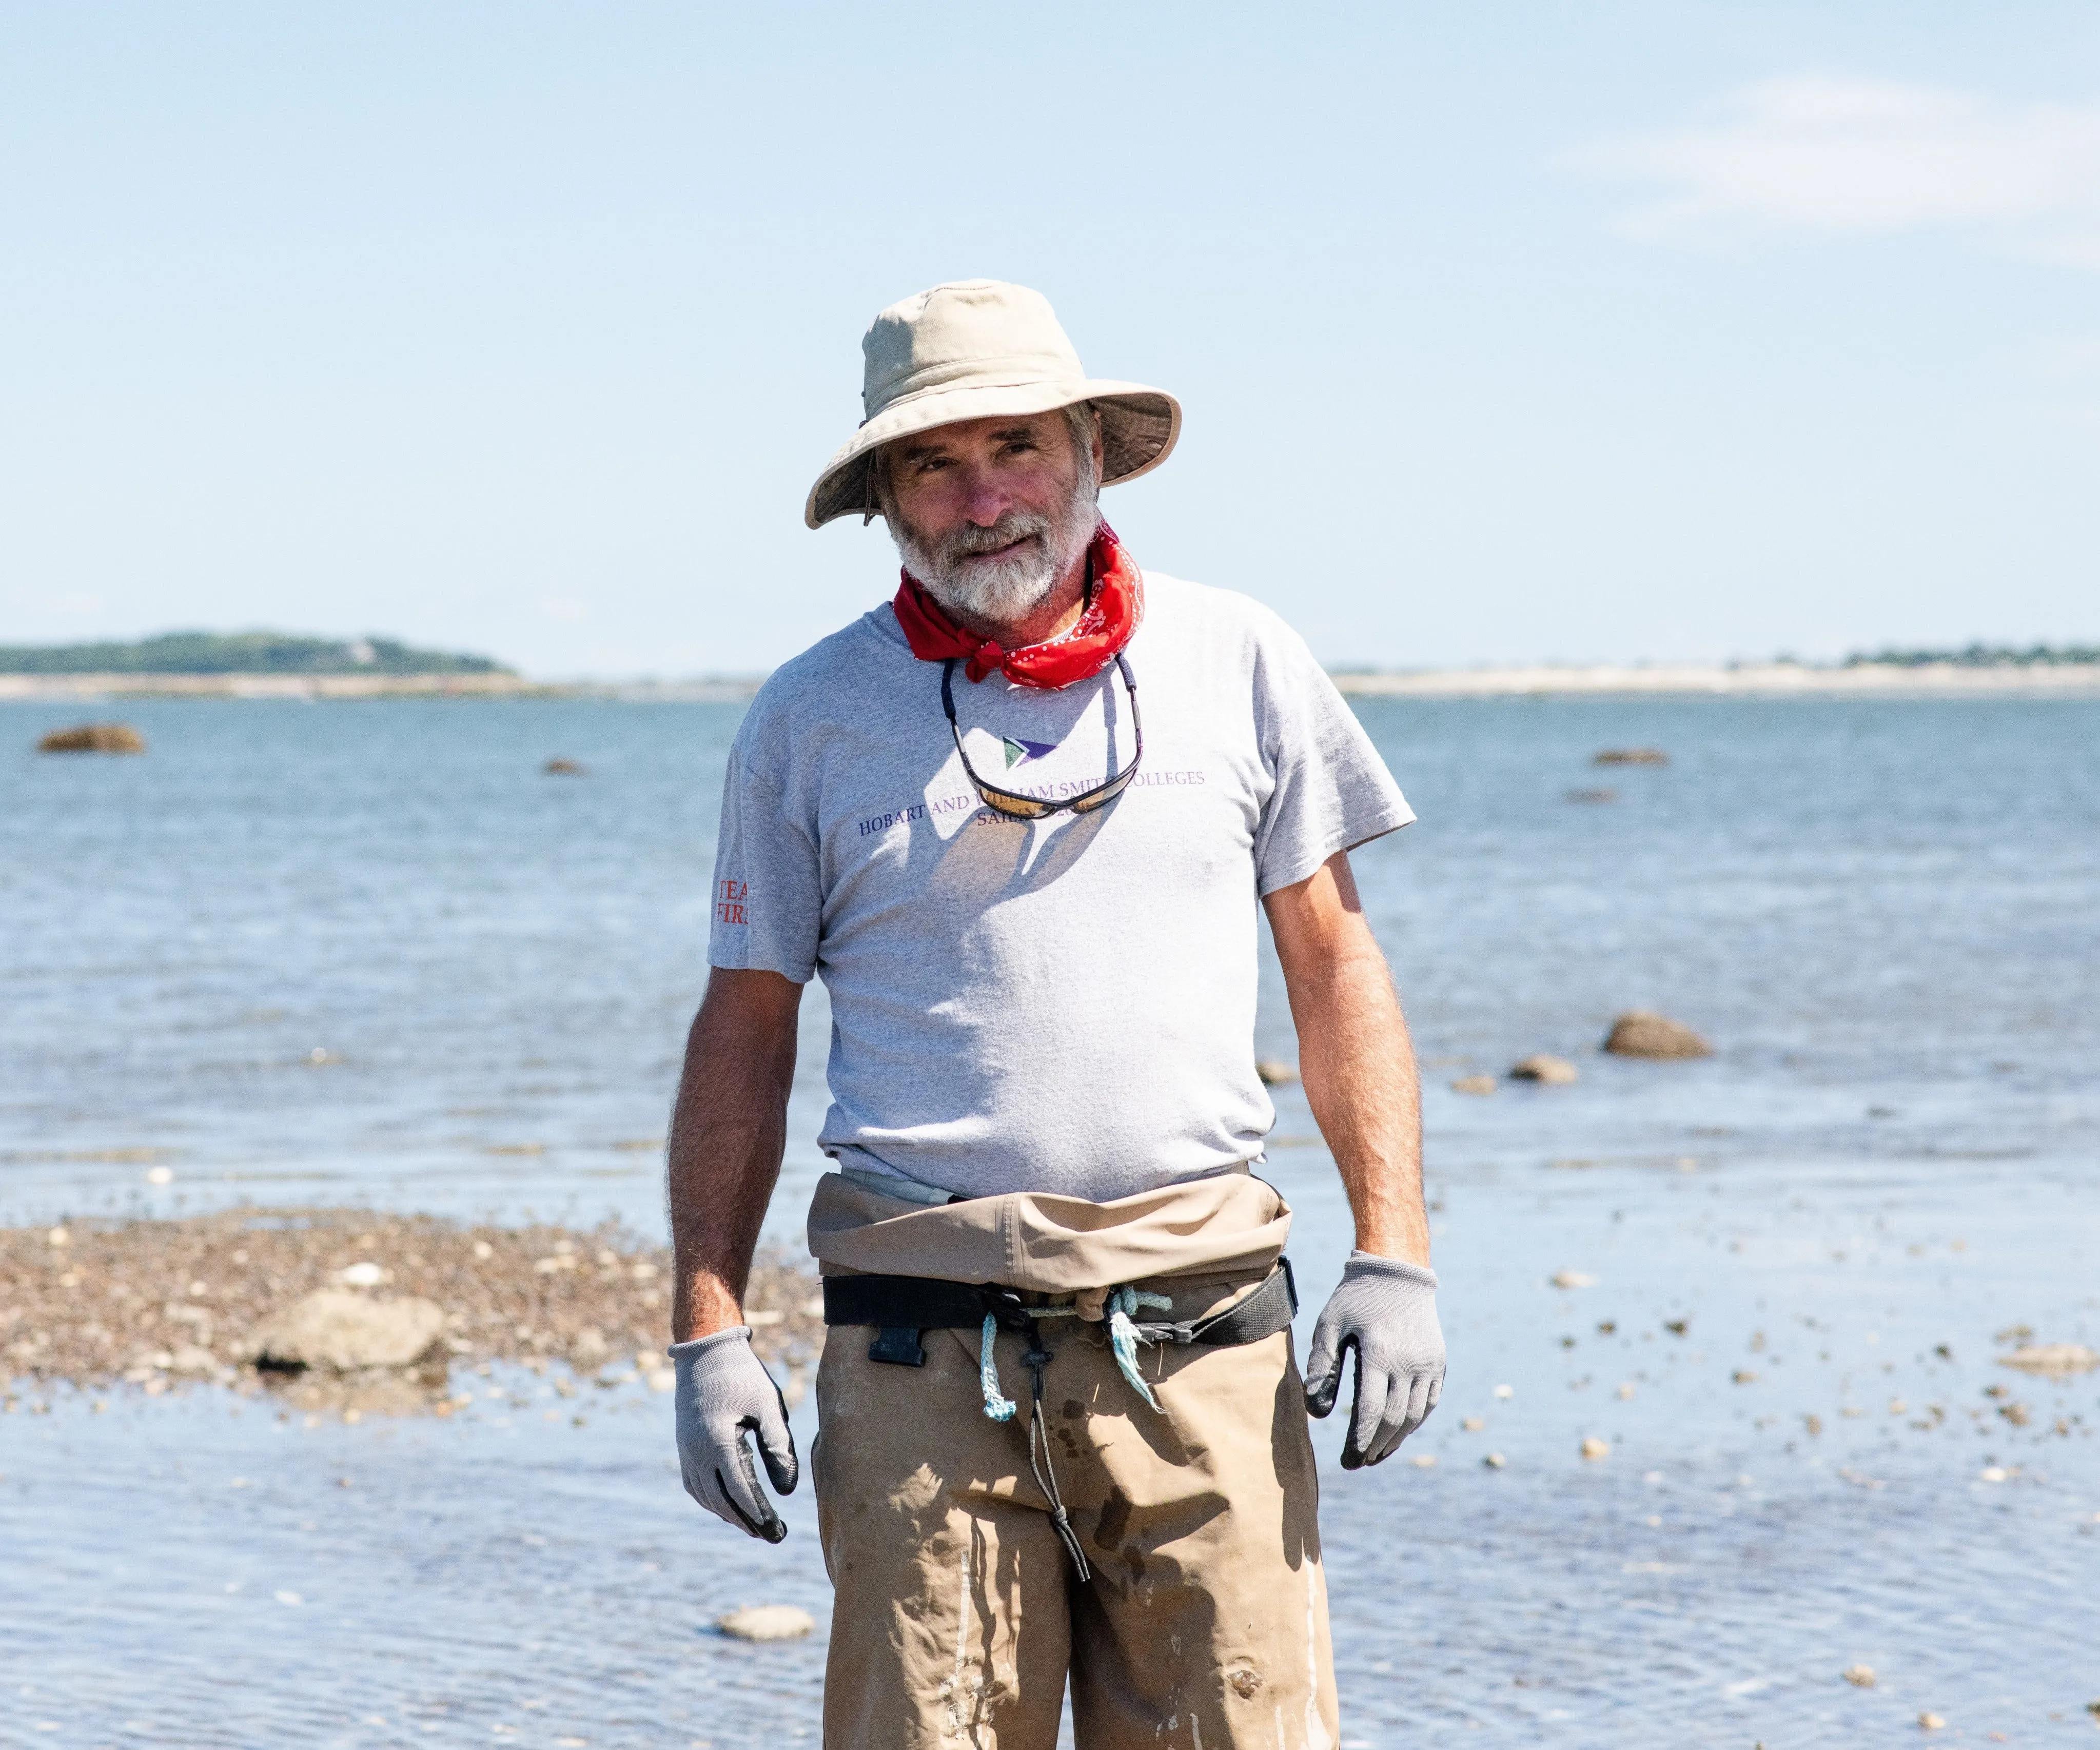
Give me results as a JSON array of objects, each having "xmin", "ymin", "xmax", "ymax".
[{"xmin": 941, "ymin": 653, "xmax": 1144, "ymax": 820}]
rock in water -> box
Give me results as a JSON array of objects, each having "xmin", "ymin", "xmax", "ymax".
[
  {"xmin": 1843, "ymin": 1665, "xmax": 1876, "ymax": 1688},
  {"xmin": 1580, "ymin": 1436, "xmax": 1610, "ymax": 1460},
  {"xmin": 37, "ymin": 722, "xmax": 146, "ymax": 754},
  {"xmin": 1603, "ymin": 1012, "xmax": 1712, "ymax": 1059},
  {"xmin": 1254, "ymin": 1059, "xmax": 1297, "ymax": 1085},
  {"xmin": 543, "ymin": 757, "xmax": 585, "ymax": 775},
  {"xmin": 244, "ymin": 1290, "xmax": 446, "ymax": 1371},
  {"xmin": 716, "ymin": 1604, "xmax": 815, "ymax": 1641},
  {"xmin": 1593, "ymin": 748, "xmax": 1668, "ymax": 765},
  {"xmin": 1509, "ymin": 1054, "xmax": 1578, "ymax": 1085},
  {"xmin": 1450, "ymin": 1074, "xmax": 1497, "ymax": 1096}
]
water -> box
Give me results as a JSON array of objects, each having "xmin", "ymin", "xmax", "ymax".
[{"xmin": 4, "ymin": 694, "xmax": 2098, "ymax": 1746}]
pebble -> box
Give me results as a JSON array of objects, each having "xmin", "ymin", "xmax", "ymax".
[
  {"xmin": 1254, "ymin": 1059, "xmax": 1297, "ymax": 1085},
  {"xmin": 1843, "ymin": 1665, "xmax": 1875, "ymax": 1687},
  {"xmin": 1509, "ymin": 1054, "xmax": 1578, "ymax": 1085},
  {"xmin": 1580, "ymin": 1437, "xmax": 1610, "ymax": 1461},
  {"xmin": 1408, "ymin": 1453, "xmax": 1436, "ymax": 1469},
  {"xmin": 1483, "ymin": 1452, "xmax": 1507, "ymax": 1469},
  {"xmin": 1449, "ymin": 1074, "xmax": 1497, "ymax": 1096},
  {"xmin": 1592, "ymin": 748, "xmax": 1668, "ymax": 765},
  {"xmin": 1493, "ymin": 1384, "xmax": 1514, "ymax": 1400},
  {"xmin": 1918, "ymin": 1712, "xmax": 1946, "ymax": 1731},
  {"xmin": 1551, "ymin": 1270, "xmax": 1597, "ymax": 1289},
  {"xmin": 1461, "ymin": 1417, "xmax": 1485, "ymax": 1431},
  {"xmin": 716, "ymin": 1604, "xmax": 815, "ymax": 1641}
]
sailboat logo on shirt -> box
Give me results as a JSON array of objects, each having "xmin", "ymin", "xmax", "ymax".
[{"xmin": 1001, "ymin": 736, "xmax": 1058, "ymax": 769}]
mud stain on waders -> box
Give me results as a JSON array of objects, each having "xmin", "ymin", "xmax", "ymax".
[{"xmin": 1092, "ymin": 1487, "xmax": 1133, "ymax": 1556}]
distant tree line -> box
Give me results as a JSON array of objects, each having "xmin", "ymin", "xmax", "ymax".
[
  {"xmin": 0, "ymin": 632, "xmax": 511, "ymax": 675},
  {"xmin": 1846, "ymin": 642, "xmax": 2100, "ymax": 668}
]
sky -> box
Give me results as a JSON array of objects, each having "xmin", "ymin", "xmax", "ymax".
[{"xmin": 3, "ymin": 2, "xmax": 2097, "ymax": 677}]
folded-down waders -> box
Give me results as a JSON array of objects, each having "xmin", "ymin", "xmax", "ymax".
[{"xmin": 823, "ymin": 1260, "xmax": 1301, "ymax": 1578}]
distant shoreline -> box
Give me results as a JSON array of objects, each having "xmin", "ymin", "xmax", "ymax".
[
  {"xmin": 3, "ymin": 661, "xmax": 2096, "ymax": 702},
  {"xmin": 1327, "ymin": 661, "xmax": 2100, "ymax": 697},
  {"xmin": 0, "ymin": 672, "xmax": 761, "ymax": 701}
]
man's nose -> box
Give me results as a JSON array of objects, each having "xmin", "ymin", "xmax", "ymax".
[{"xmin": 958, "ymin": 466, "xmax": 1014, "ymax": 527}]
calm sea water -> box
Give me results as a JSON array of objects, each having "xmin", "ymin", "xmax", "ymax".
[{"xmin": 4, "ymin": 693, "xmax": 2098, "ymax": 1747}]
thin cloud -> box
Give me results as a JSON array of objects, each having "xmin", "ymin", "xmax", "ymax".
[{"xmin": 1580, "ymin": 75, "xmax": 2100, "ymax": 264}]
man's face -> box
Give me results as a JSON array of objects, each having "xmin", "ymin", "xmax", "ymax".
[{"xmin": 881, "ymin": 411, "xmax": 1102, "ymax": 629}]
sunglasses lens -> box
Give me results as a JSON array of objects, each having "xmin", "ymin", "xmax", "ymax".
[
  {"xmin": 980, "ymin": 789, "xmax": 1053, "ymax": 819},
  {"xmin": 1070, "ymin": 772, "xmax": 1135, "ymax": 815}
]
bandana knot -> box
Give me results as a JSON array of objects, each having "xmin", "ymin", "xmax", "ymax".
[{"xmin": 892, "ymin": 522, "xmax": 1143, "ymax": 690}]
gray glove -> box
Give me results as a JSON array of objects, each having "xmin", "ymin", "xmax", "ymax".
[
  {"xmin": 1303, "ymin": 1253, "xmax": 1444, "ymax": 1469},
  {"xmin": 670, "ymin": 1327, "xmax": 798, "ymax": 1542}
]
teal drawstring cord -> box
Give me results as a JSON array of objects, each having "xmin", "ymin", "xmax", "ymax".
[
  {"xmin": 978, "ymin": 1313, "xmax": 1017, "ymax": 1421},
  {"xmin": 977, "ymin": 1290, "xmax": 1172, "ymax": 1420},
  {"xmin": 1106, "ymin": 1286, "xmax": 1174, "ymax": 1409},
  {"xmin": 977, "ymin": 1305, "xmax": 1082, "ymax": 1421}
]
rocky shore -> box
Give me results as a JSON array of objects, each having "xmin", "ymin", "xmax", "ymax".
[{"xmin": 2, "ymin": 1209, "xmax": 821, "ymax": 1416}]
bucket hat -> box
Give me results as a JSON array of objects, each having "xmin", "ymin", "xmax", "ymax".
[{"xmin": 804, "ymin": 279, "xmax": 1181, "ymax": 529}]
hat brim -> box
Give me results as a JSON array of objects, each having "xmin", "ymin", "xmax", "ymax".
[{"xmin": 803, "ymin": 379, "xmax": 1181, "ymax": 529}]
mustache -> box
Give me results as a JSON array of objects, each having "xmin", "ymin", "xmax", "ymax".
[{"xmin": 937, "ymin": 511, "xmax": 1051, "ymax": 562}]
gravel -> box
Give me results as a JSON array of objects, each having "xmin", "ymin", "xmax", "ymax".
[{"xmin": 5, "ymin": 1208, "xmax": 822, "ymax": 1412}]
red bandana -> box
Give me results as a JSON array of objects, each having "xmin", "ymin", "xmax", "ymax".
[{"xmin": 891, "ymin": 522, "xmax": 1143, "ymax": 689}]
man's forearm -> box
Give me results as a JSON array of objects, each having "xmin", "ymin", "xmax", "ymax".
[
  {"xmin": 1265, "ymin": 852, "xmax": 1429, "ymax": 1267},
  {"xmin": 1290, "ymin": 946, "xmax": 1429, "ymax": 1264},
  {"xmin": 666, "ymin": 970, "xmax": 803, "ymax": 1342}
]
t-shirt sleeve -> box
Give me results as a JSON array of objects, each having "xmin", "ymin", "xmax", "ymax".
[
  {"xmin": 1250, "ymin": 616, "xmax": 1415, "ymax": 896},
  {"xmin": 707, "ymin": 742, "xmax": 822, "ymax": 981}
]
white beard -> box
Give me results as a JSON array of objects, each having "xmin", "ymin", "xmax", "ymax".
[{"xmin": 891, "ymin": 469, "xmax": 1101, "ymax": 630}]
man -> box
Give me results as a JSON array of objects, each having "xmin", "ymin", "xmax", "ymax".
[{"xmin": 666, "ymin": 280, "xmax": 1443, "ymax": 1749}]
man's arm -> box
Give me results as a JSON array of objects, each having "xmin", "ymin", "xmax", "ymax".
[
  {"xmin": 1262, "ymin": 849, "xmax": 1428, "ymax": 1265},
  {"xmin": 667, "ymin": 967, "xmax": 804, "ymax": 1341},
  {"xmin": 1264, "ymin": 848, "xmax": 1444, "ymax": 1466}
]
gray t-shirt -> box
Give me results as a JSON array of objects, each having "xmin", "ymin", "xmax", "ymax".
[{"xmin": 708, "ymin": 572, "xmax": 1413, "ymax": 1202}]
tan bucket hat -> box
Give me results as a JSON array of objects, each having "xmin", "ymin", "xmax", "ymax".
[{"xmin": 804, "ymin": 279, "xmax": 1182, "ymax": 529}]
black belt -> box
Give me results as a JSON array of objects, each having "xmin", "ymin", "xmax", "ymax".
[{"xmin": 823, "ymin": 1258, "xmax": 1298, "ymax": 1367}]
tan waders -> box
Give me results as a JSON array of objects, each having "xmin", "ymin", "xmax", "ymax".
[{"xmin": 812, "ymin": 1266, "xmax": 1339, "ymax": 1749}]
